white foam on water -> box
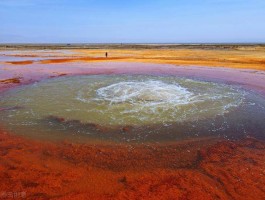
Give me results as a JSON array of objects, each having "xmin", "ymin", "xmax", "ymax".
[
  {"xmin": 0, "ymin": 75, "xmax": 245, "ymax": 126},
  {"xmin": 96, "ymin": 80, "xmax": 193, "ymax": 104}
]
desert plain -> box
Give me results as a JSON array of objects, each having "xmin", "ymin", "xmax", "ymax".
[{"xmin": 0, "ymin": 44, "xmax": 265, "ymax": 200}]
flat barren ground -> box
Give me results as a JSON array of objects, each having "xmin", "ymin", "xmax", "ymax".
[
  {"xmin": 0, "ymin": 44, "xmax": 265, "ymax": 200},
  {"xmin": 1, "ymin": 44, "xmax": 265, "ymax": 70}
]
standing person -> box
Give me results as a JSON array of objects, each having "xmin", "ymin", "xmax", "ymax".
[{"xmin": 105, "ymin": 52, "xmax": 108, "ymax": 58}]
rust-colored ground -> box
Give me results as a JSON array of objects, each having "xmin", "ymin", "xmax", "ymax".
[
  {"xmin": 0, "ymin": 77, "xmax": 21, "ymax": 84},
  {"xmin": 2, "ymin": 46, "xmax": 265, "ymax": 70},
  {"xmin": 75, "ymin": 48, "xmax": 265, "ymax": 70},
  {"xmin": 0, "ymin": 129, "xmax": 264, "ymax": 200},
  {"xmin": 6, "ymin": 61, "xmax": 34, "ymax": 65},
  {"xmin": 0, "ymin": 46, "xmax": 265, "ymax": 199}
]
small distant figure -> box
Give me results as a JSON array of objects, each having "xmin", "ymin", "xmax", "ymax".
[{"xmin": 105, "ymin": 52, "xmax": 108, "ymax": 58}]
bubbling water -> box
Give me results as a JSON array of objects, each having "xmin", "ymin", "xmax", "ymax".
[
  {"xmin": 0, "ymin": 75, "xmax": 245, "ymax": 127},
  {"xmin": 96, "ymin": 80, "xmax": 193, "ymax": 104},
  {"xmin": 3, "ymin": 74, "xmax": 265, "ymax": 142},
  {"xmin": 75, "ymin": 76, "xmax": 244, "ymax": 126}
]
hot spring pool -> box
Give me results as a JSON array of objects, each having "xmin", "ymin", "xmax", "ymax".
[{"xmin": 1, "ymin": 75, "xmax": 265, "ymax": 143}]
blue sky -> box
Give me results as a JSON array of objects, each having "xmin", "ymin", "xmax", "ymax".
[{"xmin": 0, "ymin": 0, "xmax": 265, "ymax": 43}]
